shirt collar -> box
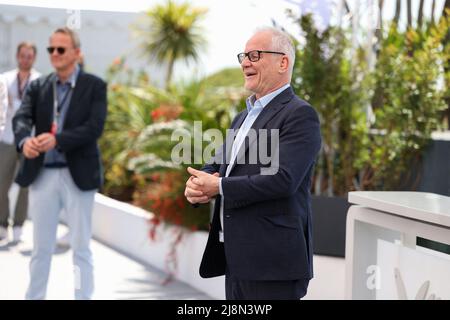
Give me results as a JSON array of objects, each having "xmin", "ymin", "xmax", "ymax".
[
  {"xmin": 56, "ymin": 64, "xmax": 80, "ymax": 87},
  {"xmin": 246, "ymin": 83, "xmax": 290, "ymax": 112}
]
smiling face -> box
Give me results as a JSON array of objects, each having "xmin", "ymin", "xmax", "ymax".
[
  {"xmin": 49, "ymin": 32, "xmax": 80, "ymax": 73},
  {"xmin": 241, "ymin": 31, "xmax": 290, "ymax": 99}
]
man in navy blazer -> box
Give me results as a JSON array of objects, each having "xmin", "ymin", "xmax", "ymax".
[
  {"xmin": 13, "ymin": 63, "xmax": 105, "ymax": 192},
  {"xmin": 12, "ymin": 27, "xmax": 107, "ymax": 300},
  {"xmin": 185, "ymin": 27, "xmax": 321, "ymax": 300}
]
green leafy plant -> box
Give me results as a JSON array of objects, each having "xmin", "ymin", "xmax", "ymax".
[
  {"xmin": 100, "ymin": 58, "xmax": 171, "ymax": 201},
  {"xmin": 290, "ymin": 13, "xmax": 371, "ymax": 196},
  {"xmin": 101, "ymin": 58, "xmax": 248, "ymax": 275},
  {"xmin": 364, "ymin": 17, "xmax": 449, "ymax": 190},
  {"xmin": 289, "ymin": 12, "xmax": 448, "ymax": 196},
  {"xmin": 128, "ymin": 78, "xmax": 247, "ymax": 232}
]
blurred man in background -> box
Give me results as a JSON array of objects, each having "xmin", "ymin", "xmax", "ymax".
[
  {"xmin": 13, "ymin": 27, "xmax": 107, "ymax": 300},
  {"xmin": 0, "ymin": 42, "xmax": 40, "ymax": 243}
]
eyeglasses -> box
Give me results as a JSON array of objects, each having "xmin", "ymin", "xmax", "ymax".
[
  {"xmin": 237, "ymin": 50, "xmax": 285, "ymax": 64},
  {"xmin": 47, "ymin": 47, "xmax": 67, "ymax": 55}
]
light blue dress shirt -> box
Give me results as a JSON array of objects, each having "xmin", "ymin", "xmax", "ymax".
[
  {"xmin": 43, "ymin": 64, "xmax": 80, "ymax": 166},
  {"xmin": 218, "ymin": 83, "xmax": 291, "ymax": 242}
]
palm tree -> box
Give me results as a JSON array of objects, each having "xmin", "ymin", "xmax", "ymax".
[
  {"xmin": 406, "ymin": 0, "xmax": 413, "ymax": 28},
  {"xmin": 394, "ymin": 0, "xmax": 401, "ymax": 25},
  {"xmin": 136, "ymin": 0, "xmax": 207, "ymax": 89},
  {"xmin": 431, "ymin": 0, "xmax": 436, "ymax": 24},
  {"xmin": 418, "ymin": 0, "xmax": 425, "ymax": 28},
  {"xmin": 378, "ymin": 0, "xmax": 384, "ymax": 28}
]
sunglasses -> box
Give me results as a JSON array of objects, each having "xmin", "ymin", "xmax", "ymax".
[{"xmin": 47, "ymin": 47, "xmax": 67, "ymax": 55}]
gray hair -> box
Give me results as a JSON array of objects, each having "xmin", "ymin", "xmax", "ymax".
[
  {"xmin": 52, "ymin": 27, "xmax": 81, "ymax": 49},
  {"xmin": 254, "ymin": 27, "xmax": 296, "ymax": 77}
]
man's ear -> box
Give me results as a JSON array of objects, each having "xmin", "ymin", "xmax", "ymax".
[
  {"xmin": 279, "ymin": 56, "xmax": 289, "ymax": 74},
  {"xmin": 75, "ymin": 48, "xmax": 81, "ymax": 58}
]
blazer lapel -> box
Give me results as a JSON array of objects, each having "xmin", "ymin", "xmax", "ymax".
[
  {"xmin": 229, "ymin": 87, "xmax": 294, "ymax": 174},
  {"xmin": 219, "ymin": 110, "xmax": 248, "ymax": 176},
  {"xmin": 233, "ymin": 109, "xmax": 248, "ymax": 131},
  {"xmin": 41, "ymin": 74, "xmax": 57, "ymax": 132},
  {"xmin": 63, "ymin": 71, "xmax": 86, "ymax": 129}
]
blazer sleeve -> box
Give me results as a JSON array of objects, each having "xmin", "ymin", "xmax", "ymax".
[
  {"xmin": 13, "ymin": 78, "xmax": 38, "ymax": 151},
  {"xmin": 201, "ymin": 143, "xmax": 223, "ymax": 174},
  {"xmin": 221, "ymin": 105, "xmax": 321, "ymax": 209},
  {"xmin": 55, "ymin": 78, "xmax": 107, "ymax": 152}
]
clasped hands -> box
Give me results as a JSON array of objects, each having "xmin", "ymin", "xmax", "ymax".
[
  {"xmin": 22, "ymin": 133, "xmax": 56, "ymax": 159},
  {"xmin": 184, "ymin": 167, "xmax": 220, "ymax": 204}
]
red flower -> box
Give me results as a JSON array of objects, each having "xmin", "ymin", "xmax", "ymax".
[
  {"xmin": 151, "ymin": 109, "xmax": 162, "ymax": 121},
  {"xmin": 112, "ymin": 57, "xmax": 122, "ymax": 66},
  {"xmin": 150, "ymin": 173, "xmax": 161, "ymax": 182},
  {"xmin": 148, "ymin": 226, "xmax": 157, "ymax": 241}
]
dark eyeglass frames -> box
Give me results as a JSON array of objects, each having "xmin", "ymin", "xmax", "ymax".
[
  {"xmin": 237, "ymin": 50, "xmax": 285, "ymax": 64},
  {"xmin": 47, "ymin": 47, "xmax": 67, "ymax": 55}
]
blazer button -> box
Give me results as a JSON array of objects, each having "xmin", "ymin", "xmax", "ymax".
[{"xmin": 225, "ymin": 215, "xmax": 231, "ymax": 218}]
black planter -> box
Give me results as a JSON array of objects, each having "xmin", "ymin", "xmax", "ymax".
[{"xmin": 311, "ymin": 195, "xmax": 350, "ymax": 257}]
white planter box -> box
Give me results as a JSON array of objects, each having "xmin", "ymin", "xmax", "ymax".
[
  {"xmin": 92, "ymin": 193, "xmax": 225, "ymax": 299},
  {"xmin": 91, "ymin": 193, "xmax": 346, "ymax": 300}
]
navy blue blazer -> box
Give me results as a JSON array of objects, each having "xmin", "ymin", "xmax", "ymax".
[
  {"xmin": 12, "ymin": 71, "xmax": 107, "ymax": 191},
  {"xmin": 199, "ymin": 87, "xmax": 321, "ymax": 281}
]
